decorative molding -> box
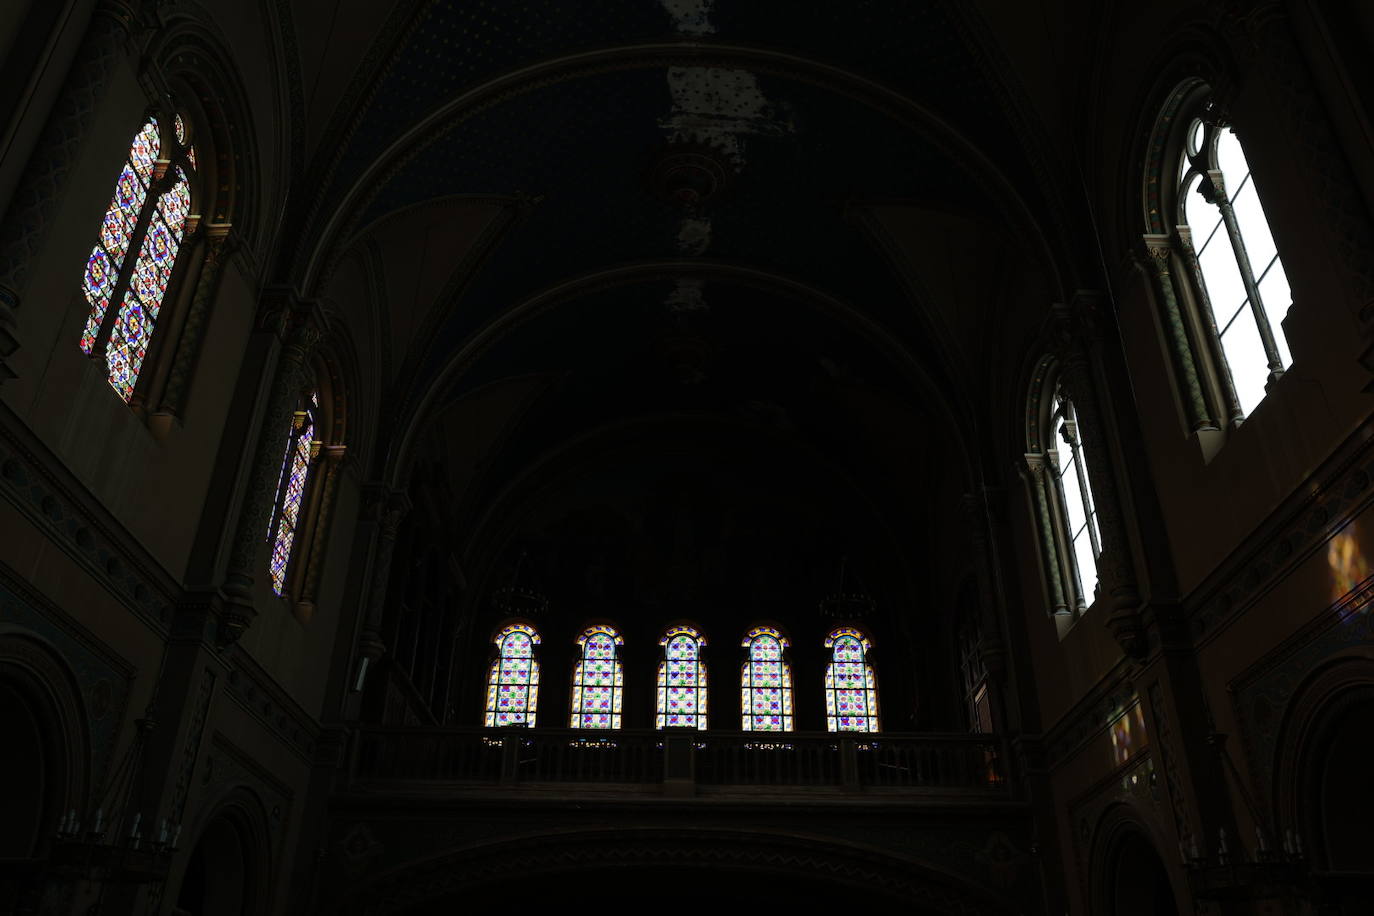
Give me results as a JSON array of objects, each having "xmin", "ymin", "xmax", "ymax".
[
  {"xmin": 1147, "ymin": 682, "xmax": 1191, "ymax": 846},
  {"xmin": 0, "ymin": 403, "xmax": 179, "ymax": 634},
  {"xmin": 0, "ymin": 568, "xmax": 135, "ymax": 787},
  {"xmin": 1187, "ymin": 421, "xmax": 1374, "ymax": 641},
  {"xmin": 1229, "ymin": 573, "xmax": 1374, "ymax": 809},
  {"xmin": 1043, "ymin": 664, "xmax": 1137, "ymax": 770},
  {"xmin": 223, "ymin": 648, "xmax": 320, "ymax": 763},
  {"xmin": 170, "ymin": 667, "xmax": 216, "ymax": 821}
]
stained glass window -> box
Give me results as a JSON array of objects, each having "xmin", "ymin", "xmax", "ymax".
[
  {"xmin": 570, "ymin": 625, "xmax": 624, "ymax": 729},
  {"xmin": 824, "ymin": 627, "xmax": 879, "ymax": 733},
  {"xmin": 740, "ymin": 626, "xmax": 793, "ymax": 731},
  {"xmin": 79, "ymin": 114, "xmax": 197, "ymax": 401},
  {"xmin": 267, "ymin": 391, "xmax": 318, "ymax": 595},
  {"xmin": 656, "ymin": 626, "xmax": 707, "ymax": 729},
  {"xmin": 485, "ymin": 624, "xmax": 541, "ymax": 726}
]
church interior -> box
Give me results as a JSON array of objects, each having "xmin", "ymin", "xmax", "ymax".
[{"xmin": 2, "ymin": 1, "xmax": 1373, "ymax": 913}]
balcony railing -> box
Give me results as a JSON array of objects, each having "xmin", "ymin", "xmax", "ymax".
[{"xmin": 348, "ymin": 727, "xmax": 1009, "ymax": 795}]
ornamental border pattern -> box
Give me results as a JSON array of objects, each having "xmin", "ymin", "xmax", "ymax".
[
  {"xmin": 1187, "ymin": 422, "xmax": 1374, "ymax": 641},
  {"xmin": 1228, "ymin": 571, "xmax": 1374, "ymax": 810},
  {"xmin": 0, "ymin": 407, "xmax": 178, "ymax": 633},
  {"xmin": 224, "ymin": 649, "xmax": 320, "ymax": 763}
]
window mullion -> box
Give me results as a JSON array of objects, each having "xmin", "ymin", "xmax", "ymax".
[
  {"xmin": 1209, "ymin": 167, "xmax": 1286, "ymax": 384},
  {"xmin": 1176, "ymin": 226, "xmax": 1244, "ymax": 425},
  {"xmin": 266, "ymin": 410, "xmax": 306, "ymax": 545},
  {"xmin": 1049, "ymin": 449, "xmax": 1088, "ymax": 614},
  {"xmin": 1063, "ymin": 423, "xmax": 1102, "ymax": 561},
  {"xmin": 92, "ymin": 172, "xmax": 165, "ymax": 358}
]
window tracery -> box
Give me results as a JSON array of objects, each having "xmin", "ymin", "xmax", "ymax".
[
  {"xmin": 80, "ymin": 113, "xmax": 197, "ymax": 401},
  {"xmin": 1024, "ymin": 358, "xmax": 1103, "ymax": 620},
  {"xmin": 570, "ymin": 625, "xmax": 623, "ymax": 729},
  {"xmin": 740, "ymin": 626, "xmax": 793, "ymax": 732},
  {"xmin": 485, "ymin": 623, "xmax": 540, "ymax": 726},
  {"xmin": 824, "ymin": 627, "xmax": 878, "ymax": 733},
  {"xmin": 657, "ymin": 626, "xmax": 707, "ymax": 729},
  {"xmin": 267, "ymin": 389, "xmax": 318, "ymax": 596},
  {"xmin": 1145, "ymin": 84, "xmax": 1293, "ymax": 425}
]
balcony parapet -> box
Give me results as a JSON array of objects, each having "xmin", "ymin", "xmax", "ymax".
[{"xmin": 345, "ymin": 727, "xmax": 1011, "ymax": 800}]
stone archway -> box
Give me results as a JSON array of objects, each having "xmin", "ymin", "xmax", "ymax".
[
  {"xmin": 1089, "ymin": 805, "xmax": 1182, "ymax": 916},
  {"xmin": 345, "ymin": 828, "xmax": 1018, "ymax": 915},
  {"xmin": 170, "ymin": 789, "xmax": 273, "ymax": 916}
]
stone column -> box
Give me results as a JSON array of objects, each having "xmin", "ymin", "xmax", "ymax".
[
  {"xmin": 156, "ymin": 222, "xmax": 233, "ymax": 420},
  {"xmin": 352, "ymin": 485, "xmax": 411, "ymax": 691},
  {"xmin": 1019, "ymin": 454, "xmax": 1069, "ymax": 617},
  {"xmin": 294, "ymin": 444, "xmax": 347, "ymax": 621},
  {"xmin": 1141, "ymin": 234, "xmax": 1216, "ymax": 430},
  {"xmin": 1051, "ymin": 296, "xmax": 1144, "ymax": 656},
  {"xmin": 960, "ymin": 489, "xmax": 1011, "ymax": 734},
  {"xmin": 219, "ymin": 305, "xmax": 322, "ymax": 644},
  {"xmin": 1173, "ymin": 227, "xmax": 1245, "ymax": 427},
  {"xmin": 0, "ymin": 1, "xmax": 138, "ymax": 383}
]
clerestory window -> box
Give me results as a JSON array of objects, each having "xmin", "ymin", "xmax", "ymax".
[
  {"xmin": 485, "ymin": 623, "xmax": 540, "ymax": 726},
  {"xmin": 570, "ymin": 625, "xmax": 624, "ymax": 729},
  {"xmin": 1024, "ymin": 360, "xmax": 1103, "ymax": 621},
  {"xmin": 1145, "ymin": 83, "xmax": 1293, "ymax": 426},
  {"xmin": 657, "ymin": 625, "xmax": 707, "ymax": 729},
  {"xmin": 824, "ymin": 627, "xmax": 879, "ymax": 733},
  {"xmin": 740, "ymin": 626, "xmax": 793, "ymax": 731},
  {"xmin": 79, "ymin": 113, "xmax": 197, "ymax": 401}
]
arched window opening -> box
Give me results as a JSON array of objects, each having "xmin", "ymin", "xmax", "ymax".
[
  {"xmin": 1023, "ymin": 357, "xmax": 1104, "ymax": 623},
  {"xmin": 740, "ymin": 626, "xmax": 793, "ymax": 732},
  {"xmin": 267, "ymin": 389, "xmax": 318, "ymax": 596},
  {"xmin": 80, "ymin": 113, "xmax": 197, "ymax": 401},
  {"xmin": 484, "ymin": 623, "xmax": 540, "ymax": 726},
  {"xmin": 1052, "ymin": 386, "xmax": 1101, "ymax": 607},
  {"xmin": 1179, "ymin": 110, "xmax": 1292, "ymax": 417},
  {"xmin": 824, "ymin": 627, "xmax": 878, "ymax": 733},
  {"xmin": 657, "ymin": 626, "xmax": 707, "ymax": 729},
  {"xmin": 570, "ymin": 625, "xmax": 623, "ymax": 729}
]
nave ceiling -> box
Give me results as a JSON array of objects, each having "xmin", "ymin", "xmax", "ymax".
[{"xmin": 250, "ymin": 0, "xmax": 1095, "ymax": 618}]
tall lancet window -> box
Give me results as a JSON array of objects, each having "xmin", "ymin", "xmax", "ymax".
[
  {"xmin": 80, "ymin": 114, "xmax": 196, "ymax": 400},
  {"xmin": 485, "ymin": 624, "xmax": 540, "ymax": 726},
  {"xmin": 1052, "ymin": 386, "xmax": 1101, "ymax": 608},
  {"xmin": 1179, "ymin": 112, "xmax": 1292, "ymax": 417},
  {"xmin": 656, "ymin": 626, "xmax": 707, "ymax": 729},
  {"xmin": 824, "ymin": 627, "xmax": 879, "ymax": 733},
  {"xmin": 570, "ymin": 625, "xmax": 624, "ymax": 729},
  {"xmin": 740, "ymin": 627, "xmax": 793, "ymax": 732},
  {"xmin": 267, "ymin": 389, "xmax": 318, "ymax": 595}
]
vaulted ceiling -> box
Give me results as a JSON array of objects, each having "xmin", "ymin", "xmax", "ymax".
[{"xmin": 262, "ymin": 0, "xmax": 1097, "ymax": 613}]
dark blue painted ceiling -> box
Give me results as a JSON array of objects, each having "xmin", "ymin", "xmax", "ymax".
[
  {"xmin": 314, "ymin": 1, "xmax": 1042, "ymax": 413},
  {"xmin": 327, "ymin": 0, "xmax": 1022, "ymax": 210},
  {"xmin": 372, "ymin": 69, "xmax": 991, "ymax": 393}
]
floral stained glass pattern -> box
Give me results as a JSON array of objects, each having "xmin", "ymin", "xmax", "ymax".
[
  {"xmin": 81, "ymin": 118, "xmax": 159, "ymax": 354},
  {"xmin": 656, "ymin": 626, "xmax": 707, "ymax": 729},
  {"xmin": 485, "ymin": 624, "xmax": 541, "ymax": 726},
  {"xmin": 268, "ymin": 392, "xmax": 317, "ymax": 595},
  {"xmin": 570, "ymin": 625, "xmax": 624, "ymax": 728},
  {"xmin": 741, "ymin": 627, "xmax": 793, "ymax": 731},
  {"xmin": 824, "ymin": 628, "xmax": 879, "ymax": 733},
  {"xmin": 105, "ymin": 167, "xmax": 191, "ymax": 399}
]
